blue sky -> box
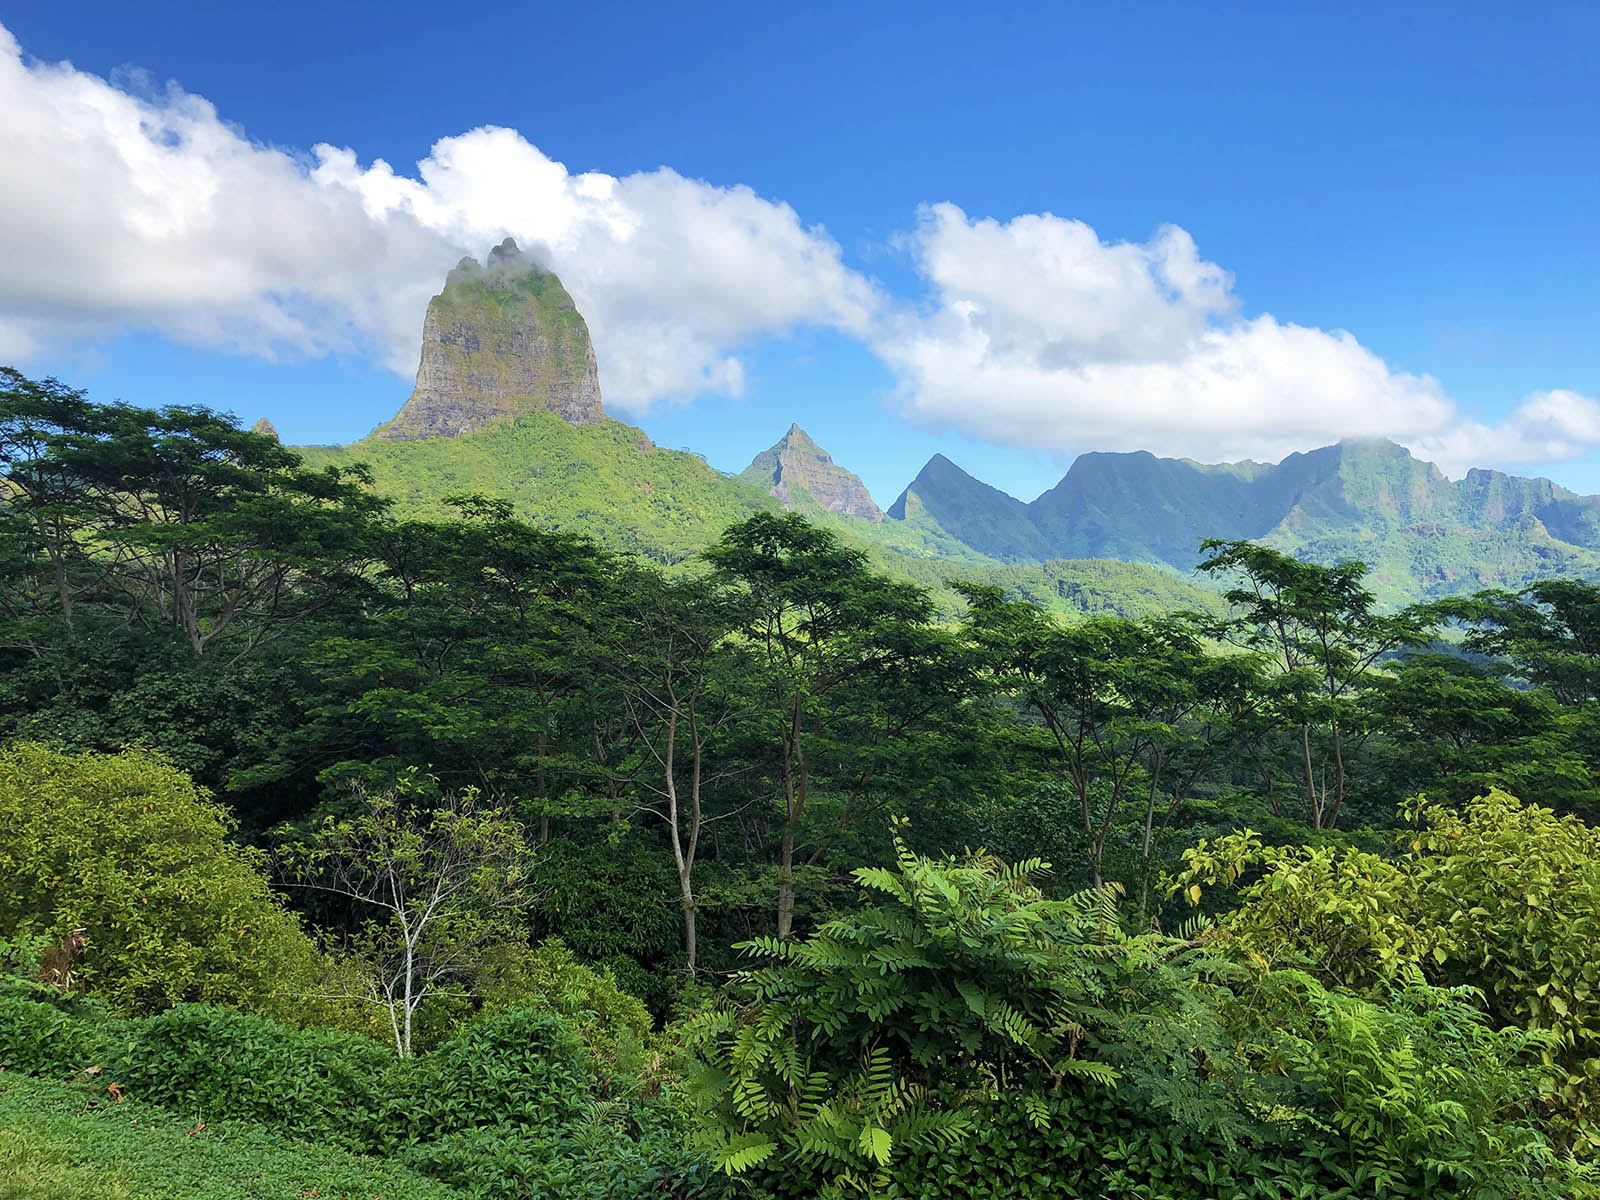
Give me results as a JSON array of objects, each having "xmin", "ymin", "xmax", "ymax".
[{"xmin": 2, "ymin": 2, "xmax": 1597, "ymax": 503}]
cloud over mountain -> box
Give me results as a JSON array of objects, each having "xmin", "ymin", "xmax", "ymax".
[
  {"xmin": 0, "ymin": 21, "xmax": 1593, "ymax": 473},
  {"xmin": 0, "ymin": 25, "xmax": 877, "ymax": 412},
  {"xmin": 872, "ymin": 204, "xmax": 1595, "ymax": 473}
]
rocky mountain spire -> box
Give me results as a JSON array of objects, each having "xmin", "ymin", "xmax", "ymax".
[
  {"xmin": 377, "ymin": 238, "xmax": 605, "ymax": 440},
  {"xmin": 249, "ymin": 417, "xmax": 279, "ymax": 441},
  {"xmin": 739, "ymin": 423, "xmax": 884, "ymax": 522}
]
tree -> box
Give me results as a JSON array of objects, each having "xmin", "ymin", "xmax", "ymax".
[
  {"xmin": 275, "ymin": 777, "xmax": 538, "ymax": 1057},
  {"xmin": 1197, "ymin": 539, "xmax": 1433, "ymax": 829},
  {"xmin": 0, "ymin": 743, "xmax": 321, "ymax": 1018},
  {"xmin": 1362, "ymin": 652, "xmax": 1596, "ymax": 820},
  {"xmin": 707, "ymin": 513, "xmax": 972, "ymax": 938},
  {"xmin": 602, "ymin": 567, "xmax": 750, "ymax": 975},
  {"xmin": 1444, "ymin": 580, "xmax": 1600, "ymax": 706},
  {"xmin": 962, "ymin": 585, "xmax": 1259, "ymax": 893},
  {"xmin": 277, "ymin": 497, "xmax": 616, "ymax": 822},
  {"xmin": 0, "ymin": 371, "xmax": 383, "ymax": 659}
]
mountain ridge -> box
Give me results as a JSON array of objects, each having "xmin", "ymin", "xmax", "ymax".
[
  {"xmin": 287, "ymin": 241, "xmax": 1600, "ymax": 610},
  {"xmin": 739, "ymin": 423, "xmax": 884, "ymax": 522}
]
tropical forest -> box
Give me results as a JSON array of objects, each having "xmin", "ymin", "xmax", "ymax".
[
  {"xmin": 3, "ymin": 8, "xmax": 1599, "ymax": 1197},
  {"xmin": 4, "ymin": 355, "xmax": 1600, "ymax": 1199}
]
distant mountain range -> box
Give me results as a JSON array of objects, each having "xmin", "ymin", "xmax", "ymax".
[{"xmin": 291, "ymin": 243, "xmax": 1600, "ymax": 611}]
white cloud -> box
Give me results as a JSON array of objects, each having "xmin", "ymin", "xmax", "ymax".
[
  {"xmin": 1414, "ymin": 390, "xmax": 1600, "ymax": 476},
  {"xmin": 0, "ymin": 25, "xmax": 877, "ymax": 412},
  {"xmin": 874, "ymin": 204, "xmax": 1600, "ymax": 472},
  {"xmin": 1, "ymin": 23, "xmax": 1593, "ymax": 476}
]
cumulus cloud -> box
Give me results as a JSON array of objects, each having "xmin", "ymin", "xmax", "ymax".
[
  {"xmin": 1, "ymin": 22, "xmax": 1593, "ymax": 474},
  {"xmin": 0, "ymin": 25, "xmax": 877, "ymax": 411},
  {"xmin": 312, "ymin": 130, "xmax": 878, "ymax": 405},
  {"xmin": 1414, "ymin": 390, "xmax": 1600, "ymax": 475},
  {"xmin": 875, "ymin": 204, "xmax": 1463, "ymax": 463},
  {"xmin": 872, "ymin": 204, "xmax": 1600, "ymax": 473}
]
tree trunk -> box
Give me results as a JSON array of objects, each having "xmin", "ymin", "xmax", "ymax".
[
  {"xmin": 1301, "ymin": 722, "xmax": 1321, "ymax": 830},
  {"xmin": 680, "ymin": 876, "xmax": 698, "ymax": 976},
  {"xmin": 401, "ymin": 934, "xmax": 415, "ymax": 1058},
  {"xmin": 776, "ymin": 828, "xmax": 797, "ymax": 939},
  {"xmin": 1328, "ymin": 715, "xmax": 1346, "ymax": 829}
]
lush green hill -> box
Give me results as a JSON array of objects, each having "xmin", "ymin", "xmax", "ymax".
[
  {"xmin": 902, "ymin": 438, "xmax": 1600, "ymax": 604},
  {"xmin": 889, "ymin": 453, "xmax": 1052, "ymax": 561},
  {"xmin": 298, "ymin": 414, "xmax": 1225, "ymax": 619},
  {"xmin": 301, "ymin": 413, "xmax": 776, "ymax": 566}
]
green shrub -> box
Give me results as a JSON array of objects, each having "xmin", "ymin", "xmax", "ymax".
[
  {"xmin": 0, "ymin": 744, "xmax": 322, "ymax": 1019},
  {"xmin": 477, "ymin": 937, "xmax": 653, "ymax": 1066},
  {"xmin": 400, "ymin": 1118, "xmax": 728, "ymax": 1200},
  {"xmin": 375, "ymin": 1009, "xmax": 594, "ymax": 1150},
  {"xmin": 0, "ymin": 992, "xmax": 108, "ymax": 1077},
  {"xmin": 112, "ymin": 1004, "xmax": 390, "ymax": 1147}
]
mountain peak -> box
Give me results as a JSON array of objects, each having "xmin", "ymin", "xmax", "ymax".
[
  {"xmin": 739, "ymin": 425, "xmax": 883, "ymax": 522},
  {"xmin": 376, "ymin": 241, "xmax": 604, "ymax": 440},
  {"xmin": 249, "ymin": 417, "xmax": 279, "ymax": 441}
]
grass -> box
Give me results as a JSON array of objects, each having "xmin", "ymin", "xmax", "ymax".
[{"xmin": 0, "ymin": 1072, "xmax": 461, "ymax": 1200}]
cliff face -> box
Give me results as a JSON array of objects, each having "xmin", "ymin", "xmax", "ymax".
[
  {"xmin": 739, "ymin": 424, "xmax": 884, "ymax": 522},
  {"xmin": 378, "ymin": 238, "xmax": 605, "ymax": 440}
]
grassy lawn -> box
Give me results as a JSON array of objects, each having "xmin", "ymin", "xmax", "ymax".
[{"xmin": 0, "ymin": 1072, "xmax": 461, "ymax": 1200}]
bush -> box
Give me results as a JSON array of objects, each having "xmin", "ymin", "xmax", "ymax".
[
  {"xmin": 0, "ymin": 744, "xmax": 322, "ymax": 1019},
  {"xmin": 0, "ymin": 992, "xmax": 108, "ymax": 1077},
  {"xmin": 112, "ymin": 1004, "xmax": 391, "ymax": 1148},
  {"xmin": 477, "ymin": 937, "xmax": 653, "ymax": 1066},
  {"xmin": 375, "ymin": 1009, "xmax": 594, "ymax": 1150}
]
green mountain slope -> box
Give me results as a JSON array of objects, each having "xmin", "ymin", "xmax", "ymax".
[
  {"xmin": 904, "ymin": 438, "xmax": 1600, "ymax": 604},
  {"xmin": 298, "ymin": 415, "xmax": 1224, "ymax": 619},
  {"xmin": 302, "ymin": 414, "xmax": 773, "ymax": 566},
  {"xmin": 888, "ymin": 454, "xmax": 1052, "ymax": 561}
]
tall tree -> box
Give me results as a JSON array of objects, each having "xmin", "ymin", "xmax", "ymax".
[
  {"xmin": 602, "ymin": 568, "xmax": 757, "ymax": 974},
  {"xmin": 706, "ymin": 513, "xmax": 971, "ymax": 938},
  {"xmin": 0, "ymin": 370, "xmax": 383, "ymax": 659},
  {"xmin": 962, "ymin": 585, "xmax": 1258, "ymax": 893},
  {"xmin": 1197, "ymin": 539, "xmax": 1433, "ymax": 829},
  {"xmin": 285, "ymin": 497, "xmax": 616, "ymax": 818}
]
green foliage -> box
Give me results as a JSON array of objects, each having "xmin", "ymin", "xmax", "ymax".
[
  {"xmin": 1176, "ymin": 829, "xmax": 1436, "ymax": 988},
  {"xmin": 687, "ymin": 834, "xmax": 1243, "ymax": 1197},
  {"xmin": 1410, "ymin": 792, "xmax": 1600, "ymax": 1144},
  {"xmin": 113, "ymin": 1004, "xmax": 391, "ymax": 1147},
  {"xmin": 0, "ymin": 992, "xmax": 109, "ymax": 1077},
  {"xmin": 478, "ymin": 937, "xmax": 653, "ymax": 1066},
  {"xmin": 1445, "ymin": 580, "xmax": 1600, "ymax": 705},
  {"xmin": 961, "ymin": 582, "xmax": 1260, "ymax": 892},
  {"xmin": 1260, "ymin": 968, "xmax": 1562, "ymax": 1197},
  {"xmin": 275, "ymin": 778, "xmax": 539, "ymax": 1057},
  {"xmin": 0, "ymin": 1072, "xmax": 460, "ymax": 1200},
  {"xmin": 0, "ymin": 744, "xmax": 321, "ymax": 1018},
  {"xmin": 1184, "ymin": 789, "xmax": 1600, "ymax": 1152}
]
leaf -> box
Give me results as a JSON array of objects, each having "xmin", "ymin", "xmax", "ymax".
[{"xmin": 858, "ymin": 1124, "xmax": 893, "ymax": 1165}]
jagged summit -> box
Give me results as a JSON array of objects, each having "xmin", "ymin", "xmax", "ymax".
[
  {"xmin": 377, "ymin": 238, "xmax": 605, "ymax": 440},
  {"xmin": 739, "ymin": 424, "xmax": 884, "ymax": 522},
  {"xmin": 250, "ymin": 417, "xmax": 279, "ymax": 441}
]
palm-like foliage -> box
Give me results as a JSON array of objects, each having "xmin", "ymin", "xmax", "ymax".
[{"xmin": 687, "ymin": 831, "xmax": 1244, "ymax": 1196}]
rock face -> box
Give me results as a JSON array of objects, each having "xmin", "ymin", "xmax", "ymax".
[
  {"xmin": 250, "ymin": 418, "xmax": 279, "ymax": 441},
  {"xmin": 740, "ymin": 424, "xmax": 884, "ymax": 522},
  {"xmin": 378, "ymin": 238, "xmax": 605, "ymax": 440}
]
